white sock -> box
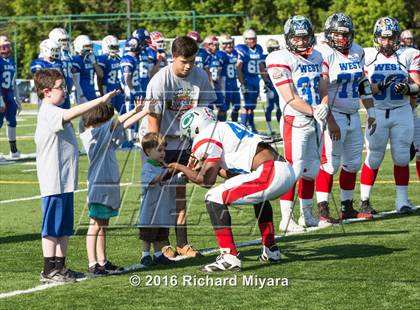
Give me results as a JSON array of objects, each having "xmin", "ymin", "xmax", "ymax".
[
  {"xmin": 360, "ymin": 184, "xmax": 372, "ymax": 201},
  {"xmin": 340, "ymin": 189, "xmax": 354, "ymax": 202},
  {"xmin": 154, "ymin": 251, "xmax": 162, "ymax": 258},
  {"xmin": 99, "ymin": 260, "xmax": 107, "ymax": 266},
  {"xmin": 7, "ymin": 126, "xmax": 16, "ymax": 141},
  {"xmin": 396, "ymin": 186, "xmax": 408, "ymax": 204},
  {"xmin": 280, "ymin": 200, "xmax": 293, "ymax": 221},
  {"xmin": 316, "ymin": 192, "xmax": 329, "ymax": 203},
  {"xmin": 89, "ymin": 261, "xmax": 97, "ymax": 268},
  {"xmin": 142, "ymin": 251, "xmax": 150, "ymax": 257}
]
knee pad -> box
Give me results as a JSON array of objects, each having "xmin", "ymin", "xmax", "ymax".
[
  {"xmin": 303, "ymin": 160, "xmax": 320, "ymax": 180},
  {"xmin": 321, "ymin": 156, "xmax": 340, "ymax": 175},
  {"xmin": 366, "ymin": 151, "xmax": 384, "ymax": 170},
  {"xmin": 392, "ymin": 149, "xmax": 410, "ymax": 166},
  {"xmin": 343, "ymin": 158, "xmax": 362, "ymax": 173}
]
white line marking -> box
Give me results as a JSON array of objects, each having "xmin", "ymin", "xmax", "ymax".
[
  {"xmin": 1, "ymin": 206, "xmax": 418, "ymax": 300},
  {"xmin": 0, "ymin": 182, "xmax": 133, "ymax": 204}
]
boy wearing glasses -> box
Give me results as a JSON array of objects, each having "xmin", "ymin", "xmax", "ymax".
[{"xmin": 34, "ymin": 68, "xmax": 118, "ymax": 283}]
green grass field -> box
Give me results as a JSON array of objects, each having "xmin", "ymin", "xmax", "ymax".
[{"xmin": 0, "ymin": 104, "xmax": 419, "ymax": 308}]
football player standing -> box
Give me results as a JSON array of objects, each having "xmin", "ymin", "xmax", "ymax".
[
  {"xmin": 266, "ymin": 16, "xmax": 332, "ymax": 231},
  {"xmin": 361, "ymin": 17, "xmax": 420, "ymax": 214},
  {"xmin": 315, "ymin": 13, "xmax": 376, "ymax": 223},
  {"xmin": 0, "ymin": 36, "xmax": 21, "ymax": 159}
]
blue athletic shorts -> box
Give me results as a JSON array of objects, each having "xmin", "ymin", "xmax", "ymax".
[{"xmin": 41, "ymin": 192, "xmax": 74, "ymax": 238}]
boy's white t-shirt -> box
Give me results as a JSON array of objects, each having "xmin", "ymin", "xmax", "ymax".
[
  {"xmin": 35, "ymin": 103, "xmax": 78, "ymax": 197},
  {"xmin": 80, "ymin": 120, "xmax": 125, "ymax": 209}
]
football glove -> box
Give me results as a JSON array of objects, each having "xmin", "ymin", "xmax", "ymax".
[
  {"xmin": 313, "ymin": 104, "xmax": 329, "ymax": 123},
  {"xmin": 357, "ymin": 76, "xmax": 373, "ymax": 100},
  {"xmin": 86, "ymin": 52, "xmax": 97, "ymax": 64},
  {"xmin": 394, "ymin": 81, "xmax": 420, "ymax": 96},
  {"xmin": 377, "ymin": 74, "xmax": 398, "ymax": 91},
  {"xmin": 240, "ymin": 85, "xmax": 249, "ymax": 95}
]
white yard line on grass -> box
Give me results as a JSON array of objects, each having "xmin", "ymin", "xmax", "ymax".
[
  {"xmin": 0, "ymin": 183, "xmax": 133, "ymax": 204},
  {"xmin": 0, "ymin": 206, "xmax": 418, "ymax": 300}
]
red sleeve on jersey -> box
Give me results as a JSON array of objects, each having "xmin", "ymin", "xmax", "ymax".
[{"xmin": 275, "ymin": 79, "xmax": 293, "ymax": 87}]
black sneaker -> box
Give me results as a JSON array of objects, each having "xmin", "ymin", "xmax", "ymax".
[
  {"xmin": 154, "ymin": 254, "xmax": 175, "ymax": 265},
  {"xmin": 340, "ymin": 200, "xmax": 373, "ymax": 219},
  {"xmin": 360, "ymin": 199, "xmax": 377, "ymax": 214},
  {"xmin": 40, "ymin": 269, "xmax": 77, "ymax": 284},
  {"xmin": 60, "ymin": 268, "xmax": 86, "ymax": 280},
  {"xmin": 318, "ymin": 201, "xmax": 339, "ymax": 224},
  {"xmin": 88, "ymin": 263, "xmax": 108, "ymax": 275},
  {"xmin": 140, "ymin": 255, "xmax": 156, "ymax": 267},
  {"xmin": 103, "ymin": 261, "xmax": 123, "ymax": 272}
]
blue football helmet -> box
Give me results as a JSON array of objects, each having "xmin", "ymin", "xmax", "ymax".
[
  {"xmin": 324, "ymin": 12, "xmax": 354, "ymax": 53},
  {"xmin": 132, "ymin": 28, "xmax": 151, "ymax": 47},
  {"xmin": 125, "ymin": 37, "xmax": 143, "ymax": 54},
  {"xmin": 284, "ymin": 15, "xmax": 315, "ymax": 55},
  {"xmin": 373, "ymin": 17, "xmax": 401, "ymax": 55}
]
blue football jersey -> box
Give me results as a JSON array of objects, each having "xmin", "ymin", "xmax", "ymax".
[
  {"xmin": 71, "ymin": 54, "xmax": 97, "ymax": 100},
  {"xmin": 207, "ymin": 53, "xmax": 222, "ymax": 82},
  {"xmin": 217, "ymin": 49, "xmax": 239, "ymax": 88},
  {"xmin": 195, "ymin": 48, "xmax": 210, "ymax": 69},
  {"xmin": 61, "ymin": 50, "xmax": 73, "ymax": 93},
  {"xmin": 120, "ymin": 54, "xmax": 141, "ymax": 96},
  {"xmin": 138, "ymin": 50, "xmax": 150, "ymax": 93},
  {"xmin": 97, "ymin": 54, "xmax": 121, "ymax": 91},
  {"xmin": 30, "ymin": 57, "xmax": 64, "ymax": 74},
  {"xmin": 235, "ymin": 44, "xmax": 264, "ymax": 86},
  {"xmin": 0, "ymin": 57, "xmax": 16, "ymax": 94}
]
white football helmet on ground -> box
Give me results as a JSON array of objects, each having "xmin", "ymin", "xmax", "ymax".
[
  {"xmin": 49, "ymin": 28, "xmax": 70, "ymax": 51},
  {"xmin": 180, "ymin": 107, "xmax": 216, "ymax": 140},
  {"xmin": 40, "ymin": 39, "xmax": 61, "ymax": 60}
]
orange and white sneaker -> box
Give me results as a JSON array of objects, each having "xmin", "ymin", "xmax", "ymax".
[
  {"xmin": 176, "ymin": 244, "xmax": 202, "ymax": 257},
  {"xmin": 162, "ymin": 245, "xmax": 176, "ymax": 258}
]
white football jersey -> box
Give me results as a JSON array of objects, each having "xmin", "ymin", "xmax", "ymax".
[
  {"xmin": 191, "ymin": 122, "xmax": 262, "ymax": 174},
  {"xmin": 266, "ymin": 48, "xmax": 324, "ymax": 117},
  {"xmin": 316, "ymin": 43, "xmax": 365, "ymax": 114},
  {"xmin": 364, "ymin": 47, "xmax": 420, "ymax": 109}
]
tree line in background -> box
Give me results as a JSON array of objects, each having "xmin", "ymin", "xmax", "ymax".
[{"xmin": 0, "ymin": 0, "xmax": 418, "ymax": 78}]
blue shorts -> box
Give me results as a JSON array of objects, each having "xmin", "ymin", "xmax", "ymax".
[
  {"xmin": 0, "ymin": 93, "xmax": 17, "ymax": 128},
  {"xmin": 41, "ymin": 192, "xmax": 74, "ymax": 238},
  {"xmin": 243, "ymin": 84, "xmax": 260, "ymax": 110}
]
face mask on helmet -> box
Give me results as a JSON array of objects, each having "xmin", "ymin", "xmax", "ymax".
[
  {"xmin": 219, "ymin": 34, "xmax": 234, "ymax": 51},
  {"xmin": 40, "ymin": 39, "xmax": 61, "ymax": 60},
  {"xmin": 125, "ymin": 37, "xmax": 142, "ymax": 54},
  {"xmin": 324, "ymin": 13, "xmax": 354, "ymax": 53},
  {"xmin": 0, "ymin": 36, "xmax": 12, "ymax": 58},
  {"xmin": 49, "ymin": 28, "xmax": 70, "ymax": 50},
  {"xmin": 150, "ymin": 31, "xmax": 166, "ymax": 50},
  {"xmin": 74, "ymin": 35, "xmax": 93, "ymax": 56},
  {"xmin": 285, "ymin": 16, "xmax": 315, "ymax": 56},
  {"xmin": 102, "ymin": 35, "xmax": 120, "ymax": 56},
  {"xmin": 203, "ymin": 35, "xmax": 219, "ymax": 53},
  {"xmin": 180, "ymin": 107, "xmax": 217, "ymax": 141},
  {"xmin": 373, "ymin": 17, "xmax": 401, "ymax": 56}
]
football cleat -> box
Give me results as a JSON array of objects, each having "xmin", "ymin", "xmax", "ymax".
[
  {"xmin": 299, "ymin": 205, "xmax": 319, "ymax": 227},
  {"xmin": 340, "ymin": 200, "xmax": 373, "ymax": 219},
  {"xmin": 360, "ymin": 199, "xmax": 377, "ymax": 214},
  {"xmin": 317, "ymin": 201, "xmax": 339, "ymax": 224},
  {"xmin": 258, "ymin": 245, "xmax": 281, "ymax": 263},
  {"xmin": 396, "ymin": 200, "xmax": 415, "ymax": 214},
  {"xmin": 200, "ymin": 253, "xmax": 241, "ymax": 272},
  {"xmin": 279, "ymin": 218, "xmax": 304, "ymax": 232}
]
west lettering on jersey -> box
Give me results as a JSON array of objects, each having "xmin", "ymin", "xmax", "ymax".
[
  {"xmin": 338, "ymin": 62, "xmax": 362, "ymax": 71},
  {"xmin": 373, "ymin": 63, "xmax": 404, "ymax": 71},
  {"xmin": 298, "ymin": 64, "xmax": 320, "ymax": 73}
]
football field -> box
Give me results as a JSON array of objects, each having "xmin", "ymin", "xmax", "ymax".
[{"xmin": 0, "ymin": 104, "xmax": 419, "ymax": 308}]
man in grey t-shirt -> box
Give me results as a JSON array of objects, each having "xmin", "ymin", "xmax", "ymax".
[{"xmin": 140, "ymin": 36, "xmax": 217, "ymax": 257}]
